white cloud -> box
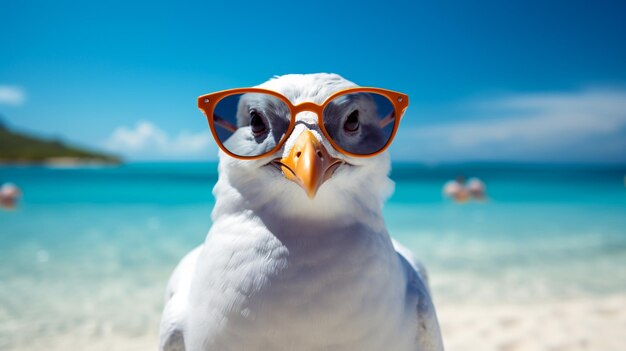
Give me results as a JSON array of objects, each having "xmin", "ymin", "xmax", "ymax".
[
  {"xmin": 0, "ymin": 85, "xmax": 25, "ymax": 106},
  {"xmin": 105, "ymin": 121, "xmax": 217, "ymax": 160},
  {"xmin": 393, "ymin": 88, "xmax": 626, "ymax": 163}
]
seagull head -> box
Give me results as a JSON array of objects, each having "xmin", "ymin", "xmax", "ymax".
[{"xmin": 214, "ymin": 73, "xmax": 395, "ymax": 221}]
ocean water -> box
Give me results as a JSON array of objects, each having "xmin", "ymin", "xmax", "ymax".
[{"xmin": 1, "ymin": 162, "xmax": 625, "ymax": 347}]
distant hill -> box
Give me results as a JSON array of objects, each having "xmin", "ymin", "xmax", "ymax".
[{"xmin": 0, "ymin": 123, "xmax": 121, "ymax": 165}]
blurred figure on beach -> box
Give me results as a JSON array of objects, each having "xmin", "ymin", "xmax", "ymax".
[
  {"xmin": 0, "ymin": 183, "xmax": 21, "ymax": 210},
  {"xmin": 443, "ymin": 175, "xmax": 486, "ymax": 203}
]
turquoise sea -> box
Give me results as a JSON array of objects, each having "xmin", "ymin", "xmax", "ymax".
[{"xmin": 1, "ymin": 162, "xmax": 625, "ymax": 348}]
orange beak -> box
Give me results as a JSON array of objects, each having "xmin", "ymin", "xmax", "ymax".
[{"xmin": 275, "ymin": 131, "xmax": 343, "ymax": 198}]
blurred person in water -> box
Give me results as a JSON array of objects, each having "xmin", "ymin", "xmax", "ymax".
[
  {"xmin": 0, "ymin": 183, "xmax": 21, "ymax": 210},
  {"xmin": 443, "ymin": 175, "xmax": 486, "ymax": 203}
]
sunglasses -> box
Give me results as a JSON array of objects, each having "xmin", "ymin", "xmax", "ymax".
[{"xmin": 197, "ymin": 87, "xmax": 408, "ymax": 159}]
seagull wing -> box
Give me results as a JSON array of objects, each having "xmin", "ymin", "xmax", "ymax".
[
  {"xmin": 392, "ymin": 239, "xmax": 445, "ymax": 351},
  {"xmin": 159, "ymin": 246, "xmax": 202, "ymax": 351}
]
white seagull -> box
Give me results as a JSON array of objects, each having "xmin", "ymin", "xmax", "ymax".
[{"xmin": 159, "ymin": 73, "xmax": 444, "ymax": 351}]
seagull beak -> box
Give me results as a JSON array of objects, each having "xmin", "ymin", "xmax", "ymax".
[{"xmin": 275, "ymin": 130, "xmax": 343, "ymax": 198}]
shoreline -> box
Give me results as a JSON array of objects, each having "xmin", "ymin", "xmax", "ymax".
[{"xmin": 0, "ymin": 157, "xmax": 122, "ymax": 167}]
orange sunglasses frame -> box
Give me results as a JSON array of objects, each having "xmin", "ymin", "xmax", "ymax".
[{"xmin": 197, "ymin": 87, "xmax": 409, "ymax": 160}]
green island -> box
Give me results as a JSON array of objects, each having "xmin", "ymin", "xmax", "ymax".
[{"xmin": 0, "ymin": 119, "xmax": 121, "ymax": 165}]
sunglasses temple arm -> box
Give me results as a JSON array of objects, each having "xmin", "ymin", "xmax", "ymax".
[
  {"xmin": 378, "ymin": 111, "xmax": 396, "ymax": 128},
  {"xmin": 214, "ymin": 114, "xmax": 237, "ymax": 133}
]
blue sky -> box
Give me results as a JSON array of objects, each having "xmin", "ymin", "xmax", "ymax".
[{"xmin": 1, "ymin": 0, "xmax": 625, "ymax": 163}]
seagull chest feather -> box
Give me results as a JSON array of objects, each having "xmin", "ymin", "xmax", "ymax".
[{"xmin": 184, "ymin": 214, "xmax": 418, "ymax": 351}]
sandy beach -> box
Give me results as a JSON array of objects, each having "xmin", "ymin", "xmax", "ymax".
[
  {"xmin": 1, "ymin": 164, "xmax": 624, "ymax": 351},
  {"xmin": 2, "ymin": 295, "xmax": 624, "ymax": 350},
  {"xmin": 439, "ymin": 295, "xmax": 626, "ymax": 351}
]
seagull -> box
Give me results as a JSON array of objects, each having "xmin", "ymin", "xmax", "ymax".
[{"xmin": 159, "ymin": 73, "xmax": 444, "ymax": 351}]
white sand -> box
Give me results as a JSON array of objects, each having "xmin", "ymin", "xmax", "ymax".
[
  {"xmin": 438, "ymin": 294, "xmax": 626, "ymax": 351},
  {"xmin": 2, "ymin": 294, "xmax": 624, "ymax": 350}
]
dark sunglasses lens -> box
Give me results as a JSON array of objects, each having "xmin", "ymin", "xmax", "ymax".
[
  {"xmin": 322, "ymin": 92, "xmax": 395, "ymax": 155},
  {"xmin": 212, "ymin": 93, "xmax": 291, "ymax": 157}
]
